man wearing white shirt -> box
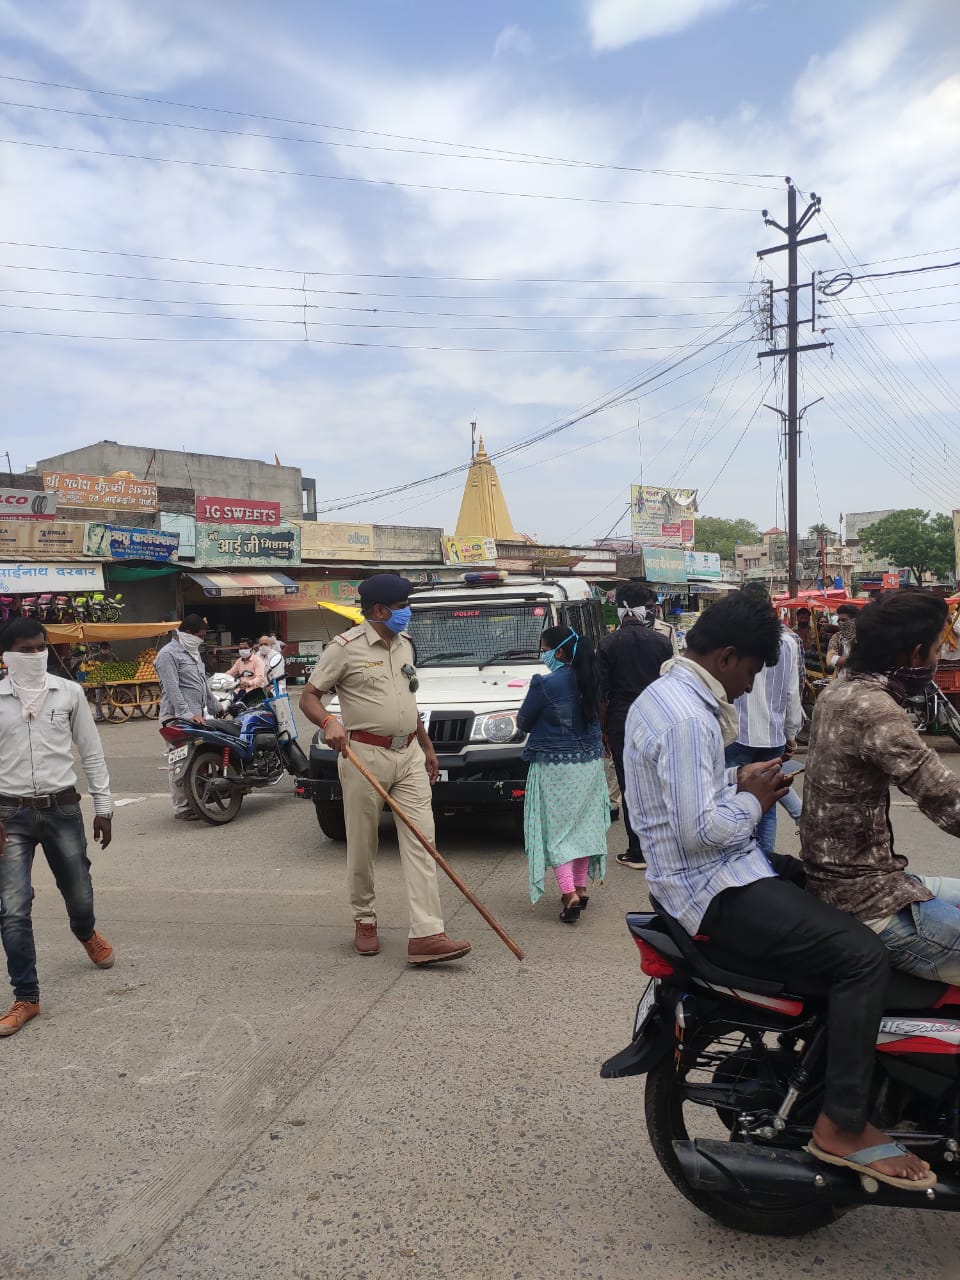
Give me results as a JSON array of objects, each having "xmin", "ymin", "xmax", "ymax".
[{"xmin": 0, "ymin": 617, "xmax": 115, "ymax": 1038}]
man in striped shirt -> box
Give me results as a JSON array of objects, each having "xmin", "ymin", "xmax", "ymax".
[
  {"xmin": 624, "ymin": 591, "xmax": 931, "ymax": 1188},
  {"xmin": 725, "ymin": 582, "xmax": 803, "ymax": 854}
]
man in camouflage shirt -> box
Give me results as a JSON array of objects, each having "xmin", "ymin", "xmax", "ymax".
[{"xmin": 801, "ymin": 591, "xmax": 960, "ymax": 982}]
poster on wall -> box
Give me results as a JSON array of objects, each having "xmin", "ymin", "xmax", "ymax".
[
  {"xmin": 684, "ymin": 550, "xmax": 721, "ymax": 579},
  {"xmin": 443, "ymin": 536, "xmax": 497, "ymax": 565},
  {"xmin": 0, "ymin": 488, "xmax": 58, "ymax": 520},
  {"xmin": 193, "ymin": 522, "xmax": 301, "ymax": 567},
  {"xmin": 42, "ymin": 471, "xmax": 158, "ymax": 512},
  {"xmin": 85, "ymin": 523, "xmax": 180, "ymax": 562},
  {"xmin": 630, "ymin": 485, "xmax": 697, "ymax": 548}
]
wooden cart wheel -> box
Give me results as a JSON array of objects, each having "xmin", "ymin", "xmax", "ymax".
[
  {"xmin": 137, "ymin": 683, "xmax": 162, "ymax": 719},
  {"xmin": 106, "ymin": 686, "xmax": 136, "ymax": 722}
]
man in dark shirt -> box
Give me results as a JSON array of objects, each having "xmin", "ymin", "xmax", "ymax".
[{"xmin": 599, "ymin": 582, "xmax": 673, "ymax": 869}]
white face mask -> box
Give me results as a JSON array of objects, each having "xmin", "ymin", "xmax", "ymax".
[
  {"xmin": 259, "ymin": 646, "xmax": 271, "ymax": 657},
  {"xmin": 178, "ymin": 631, "xmax": 204, "ymax": 654},
  {"xmin": 4, "ymin": 649, "xmax": 50, "ymax": 719},
  {"xmin": 238, "ymin": 648, "xmax": 251, "ymax": 659}
]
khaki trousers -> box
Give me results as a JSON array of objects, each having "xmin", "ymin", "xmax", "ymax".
[{"xmin": 338, "ymin": 740, "xmax": 444, "ymax": 939}]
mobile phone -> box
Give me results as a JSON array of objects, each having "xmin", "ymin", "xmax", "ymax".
[{"xmin": 781, "ymin": 760, "xmax": 806, "ymax": 777}]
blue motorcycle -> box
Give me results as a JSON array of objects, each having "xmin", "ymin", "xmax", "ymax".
[{"xmin": 161, "ymin": 659, "xmax": 309, "ymax": 824}]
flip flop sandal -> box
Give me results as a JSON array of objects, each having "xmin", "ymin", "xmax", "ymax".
[{"xmin": 805, "ymin": 1140, "xmax": 937, "ymax": 1191}]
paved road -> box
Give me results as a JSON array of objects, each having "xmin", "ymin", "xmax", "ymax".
[{"xmin": 4, "ymin": 708, "xmax": 960, "ymax": 1279}]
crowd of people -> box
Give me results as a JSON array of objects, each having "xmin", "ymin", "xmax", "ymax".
[{"xmin": 4, "ymin": 571, "xmax": 960, "ymax": 1192}]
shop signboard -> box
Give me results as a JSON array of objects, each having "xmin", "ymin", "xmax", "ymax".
[
  {"xmin": 0, "ymin": 520, "xmax": 86, "ymax": 557},
  {"xmin": 195, "ymin": 496, "xmax": 282, "ymax": 526},
  {"xmin": 684, "ymin": 550, "xmax": 722, "ymax": 580},
  {"xmin": 255, "ymin": 579, "xmax": 362, "ymax": 612},
  {"xmin": 882, "ymin": 572, "xmax": 901, "ymax": 590},
  {"xmin": 296, "ymin": 521, "xmax": 376, "ymax": 561},
  {"xmin": 42, "ymin": 471, "xmax": 158, "ymax": 512},
  {"xmin": 85, "ymin": 523, "xmax": 180, "ymax": 562},
  {"xmin": 193, "ymin": 522, "xmax": 301, "ymax": 568},
  {"xmin": 630, "ymin": 485, "xmax": 697, "ymax": 548},
  {"xmin": 0, "ymin": 487, "xmax": 58, "ymax": 520},
  {"xmin": 0, "ymin": 562, "xmax": 104, "ymax": 594},
  {"xmin": 443, "ymin": 536, "xmax": 497, "ymax": 565},
  {"xmin": 161, "ymin": 512, "xmax": 196, "ymax": 558},
  {"xmin": 641, "ymin": 545, "xmax": 688, "ymax": 584}
]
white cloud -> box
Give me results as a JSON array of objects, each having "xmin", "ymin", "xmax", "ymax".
[
  {"xmin": 586, "ymin": 0, "xmax": 741, "ymax": 50},
  {"xmin": 493, "ymin": 25, "xmax": 534, "ymax": 59}
]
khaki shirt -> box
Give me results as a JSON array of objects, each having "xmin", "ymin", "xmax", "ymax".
[{"xmin": 307, "ymin": 622, "xmax": 419, "ymax": 738}]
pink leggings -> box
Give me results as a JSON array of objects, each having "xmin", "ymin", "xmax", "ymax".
[{"xmin": 554, "ymin": 858, "xmax": 591, "ymax": 895}]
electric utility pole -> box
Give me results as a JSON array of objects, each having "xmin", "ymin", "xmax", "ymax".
[{"xmin": 758, "ymin": 179, "xmax": 829, "ymax": 598}]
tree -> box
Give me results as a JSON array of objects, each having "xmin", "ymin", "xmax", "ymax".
[
  {"xmin": 695, "ymin": 516, "xmax": 762, "ymax": 562},
  {"xmin": 808, "ymin": 522, "xmax": 832, "ymax": 539},
  {"xmin": 858, "ymin": 509, "xmax": 955, "ymax": 586}
]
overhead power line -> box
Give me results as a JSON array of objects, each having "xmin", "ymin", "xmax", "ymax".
[
  {"xmin": 820, "ymin": 259, "xmax": 960, "ymax": 296},
  {"xmin": 0, "ymin": 73, "xmax": 783, "ymax": 186},
  {"xmin": 0, "ymin": 137, "xmax": 760, "ymax": 212}
]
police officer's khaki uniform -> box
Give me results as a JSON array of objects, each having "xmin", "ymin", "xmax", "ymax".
[{"xmin": 307, "ymin": 622, "xmax": 444, "ymax": 938}]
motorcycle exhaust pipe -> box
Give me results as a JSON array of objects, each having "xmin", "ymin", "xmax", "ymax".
[{"xmin": 674, "ymin": 1139, "xmax": 960, "ymax": 1211}]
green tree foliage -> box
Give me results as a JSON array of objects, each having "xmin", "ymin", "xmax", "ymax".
[
  {"xmin": 858, "ymin": 509, "xmax": 955, "ymax": 585},
  {"xmin": 695, "ymin": 517, "xmax": 762, "ymax": 561}
]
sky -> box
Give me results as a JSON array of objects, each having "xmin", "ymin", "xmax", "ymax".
[{"xmin": 1, "ymin": 0, "xmax": 959, "ymax": 543}]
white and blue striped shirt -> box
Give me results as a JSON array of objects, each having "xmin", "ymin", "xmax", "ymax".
[
  {"xmin": 733, "ymin": 625, "xmax": 803, "ymax": 748},
  {"xmin": 624, "ymin": 663, "xmax": 775, "ymax": 935}
]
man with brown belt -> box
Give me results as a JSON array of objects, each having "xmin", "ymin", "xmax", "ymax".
[{"xmin": 300, "ymin": 574, "xmax": 471, "ymax": 965}]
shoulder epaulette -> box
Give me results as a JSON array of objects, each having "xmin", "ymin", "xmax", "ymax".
[{"xmin": 333, "ymin": 624, "xmax": 366, "ymax": 647}]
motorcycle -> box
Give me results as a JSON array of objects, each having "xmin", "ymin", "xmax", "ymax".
[
  {"xmin": 602, "ymin": 904, "xmax": 960, "ymax": 1236},
  {"xmin": 160, "ymin": 655, "xmax": 309, "ymax": 824},
  {"xmin": 906, "ymin": 679, "xmax": 960, "ymax": 746}
]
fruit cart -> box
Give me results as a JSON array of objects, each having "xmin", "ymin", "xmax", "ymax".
[{"xmin": 44, "ymin": 620, "xmax": 180, "ymax": 724}]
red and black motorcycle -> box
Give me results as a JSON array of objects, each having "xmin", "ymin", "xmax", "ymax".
[{"xmin": 602, "ymin": 905, "xmax": 960, "ymax": 1235}]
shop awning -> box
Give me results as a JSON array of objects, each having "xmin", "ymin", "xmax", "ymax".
[
  {"xmin": 45, "ymin": 621, "xmax": 181, "ymax": 644},
  {"xmin": 185, "ymin": 571, "xmax": 299, "ymax": 598}
]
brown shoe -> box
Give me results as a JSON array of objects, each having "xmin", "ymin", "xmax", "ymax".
[
  {"xmin": 0, "ymin": 1000, "xmax": 40, "ymax": 1037},
  {"xmin": 407, "ymin": 933, "xmax": 471, "ymax": 965},
  {"xmin": 354, "ymin": 920, "xmax": 380, "ymax": 956},
  {"xmin": 81, "ymin": 931, "xmax": 115, "ymax": 969}
]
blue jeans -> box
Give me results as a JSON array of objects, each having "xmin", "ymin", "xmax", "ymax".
[
  {"xmin": 0, "ymin": 801, "xmax": 96, "ymax": 1002},
  {"xmin": 724, "ymin": 742, "xmax": 786, "ymax": 855},
  {"xmin": 878, "ymin": 875, "xmax": 960, "ymax": 984}
]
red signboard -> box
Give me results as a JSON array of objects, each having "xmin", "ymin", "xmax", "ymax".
[
  {"xmin": 881, "ymin": 572, "xmax": 900, "ymax": 590},
  {"xmin": 195, "ymin": 496, "xmax": 282, "ymax": 526}
]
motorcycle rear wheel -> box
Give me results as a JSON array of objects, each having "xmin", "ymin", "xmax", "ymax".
[
  {"xmin": 185, "ymin": 749, "xmax": 244, "ymax": 825},
  {"xmin": 644, "ymin": 1028, "xmax": 842, "ymax": 1236}
]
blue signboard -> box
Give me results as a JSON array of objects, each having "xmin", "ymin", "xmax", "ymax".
[
  {"xmin": 641, "ymin": 545, "xmax": 688, "ymax": 584},
  {"xmin": 85, "ymin": 523, "xmax": 180, "ymax": 562}
]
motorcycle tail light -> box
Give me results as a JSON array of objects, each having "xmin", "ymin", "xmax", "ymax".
[
  {"xmin": 633, "ymin": 936, "xmax": 676, "ymax": 979},
  {"xmin": 160, "ymin": 725, "xmax": 190, "ymax": 745}
]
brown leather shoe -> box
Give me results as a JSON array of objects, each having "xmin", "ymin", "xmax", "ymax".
[
  {"xmin": 81, "ymin": 931, "xmax": 115, "ymax": 969},
  {"xmin": 354, "ymin": 920, "xmax": 380, "ymax": 956},
  {"xmin": 0, "ymin": 1000, "xmax": 40, "ymax": 1037},
  {"xmin": 407, "ymin": 933, "xmax": 471, "ymax": 965}
]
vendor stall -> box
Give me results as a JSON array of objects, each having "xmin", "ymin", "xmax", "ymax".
[{"xmin": 44, "ymin": 621, "xmax": 180, "ymax": 723}]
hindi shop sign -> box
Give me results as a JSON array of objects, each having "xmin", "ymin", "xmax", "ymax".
[
  {"xmin": 42, "ymin": 471, "xmax": 158, "ymax": 512},
  {"xmin": 193, "ymin": 523, "xmax": 302, "ymax": 568},
  {"xmin": 255, "ymin": 579, "xmax": 362, "ymax": 612},
  {"xmin": 0, "ymin": 488, "xmax": 58, "ymax": 520},
  {"xmin": 195, "ymin": 496, "xmax": 282, "ymax": 526},
  {"xmin": 296, "ymin": 521, "xmax": 377, "ymax": 561},
  {"xmin": 630, "ymin": 485, "xmax": 697, "ymax": 549},
  {"xmin": 0, "ymin": 562, "xmax": 105, "ymax": 594},
  {"xmin": 85, "ymin": 523, "xmax": 180, "ymax": 562},
  {"xmin": 0, "ymin": 520, "xmax": 87, "ymax": 557},
  {"xmin": 641, "ymin": 545, "xmax": 688, "ymax": 584}
]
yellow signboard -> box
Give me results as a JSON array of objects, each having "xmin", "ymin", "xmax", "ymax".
[
  {"xmin": 295, "ymin": 521, "xmax": 377, "ymax": 561},
  {"xmin": 42, "ymin": 471, "xmax": 158, "ymax": 512},
  {"xmin": 255, "ymin": 579, "xmax": 362, "ymax": 612},
  {"xmin": 0, "ymin": 521, "xmax": 87, "ymax": 558},
  {"xmin": 443, "ymin": 535, "xmax": 497, "ymax": 565}
]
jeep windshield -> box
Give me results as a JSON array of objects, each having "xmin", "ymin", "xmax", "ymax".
[{"xmin": 409, "ymin": 604, "xmax": 548, "ymax": 667}]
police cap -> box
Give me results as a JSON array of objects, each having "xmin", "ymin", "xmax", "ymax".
[{"xmin": 358, "ymin": 573, "xmax": 413, "ymax": 607}]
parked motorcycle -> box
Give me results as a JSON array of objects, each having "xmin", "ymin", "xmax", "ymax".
[
  {"xmin": 160, "ymin": 655, "xmax": 309, "ymax": 824},
  {"xmin": 602, "ymin": 905, "xmax": 960, "ymax": 1235},
  {"xmin": 906, "ymin": 679, "xmax": 960, "ymax": 746}
]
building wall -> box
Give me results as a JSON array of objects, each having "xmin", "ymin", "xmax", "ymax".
[{"xmin": 34, "ymin": 442, "xmax": 304, "ymax": 520}]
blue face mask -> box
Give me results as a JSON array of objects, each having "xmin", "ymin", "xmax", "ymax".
[
  {"xmin": 385, "ymin": 605, "xmax": 412, "ymax": 634},
  {"xmin": 542, "ymin": 647, "xmax": 565, "ymax": 672}
]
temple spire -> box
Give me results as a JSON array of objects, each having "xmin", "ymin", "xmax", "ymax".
[{"xmin": 454, "ymin": 432, "xmax": 518, "ymax": 540}]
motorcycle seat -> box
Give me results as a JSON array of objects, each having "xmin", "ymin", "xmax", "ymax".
[
  {"xmin": 214, "ymin": 720, "xmax": 243, "ymax": 736},
  {"xmin": 642, "ymin": 901, "xmax": 787, "ymax": 997}
]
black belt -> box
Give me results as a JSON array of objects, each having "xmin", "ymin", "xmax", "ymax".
[{"xmin": 0, "ymin": 788, "xmax": 81, "ymax": 810}]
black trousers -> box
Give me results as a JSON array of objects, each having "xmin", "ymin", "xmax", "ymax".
[
  {"xmin": 606, "ymin": 718, "xmax": 642, "ymax": 859},
  {"xmin": 699, "ymin": 861, "xmax": 889, "ymax": 1132}
]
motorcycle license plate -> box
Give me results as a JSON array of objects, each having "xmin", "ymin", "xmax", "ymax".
[
  {"xmin": 168, "ymin": 745, "xmax": 189, "ymax": 764},
  {"xmin": 438, "ymin": 769, "xmax": 449, "ymax": 782},
  {"xmin": 634, "ymin": 980, "xmax": 658, "ymax": 1036}
]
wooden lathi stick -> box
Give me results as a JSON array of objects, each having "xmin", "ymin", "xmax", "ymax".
[{"xmin": 343, "ymin": 744, "xmax": 525, "ymax": 961}]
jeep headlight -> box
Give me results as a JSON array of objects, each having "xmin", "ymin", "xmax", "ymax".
[{"xmin": 470, "ymin": 710, "xmax": 521, "ymax": 744}]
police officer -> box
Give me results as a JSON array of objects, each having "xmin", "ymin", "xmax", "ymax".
[{"xmin": 300, "ymin": 574, "xmax": 471, "ymax": 965}]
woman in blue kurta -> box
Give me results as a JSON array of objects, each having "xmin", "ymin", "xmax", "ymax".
[{"xmin": 517, "ymin": 626, "xmax": 609, "ymax": 922}]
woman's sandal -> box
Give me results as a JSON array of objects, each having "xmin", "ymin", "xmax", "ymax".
[
  {"xmin": 576, "ymin": 891, "xmax": 589, "ymax": 911},
  {"xmin": 559, "ymin": 895, "xmax": 582, "ymax": 924},
  {"xmin": 804, "ymin": 1140, "xmax": 937, "ymax": 1191}
]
